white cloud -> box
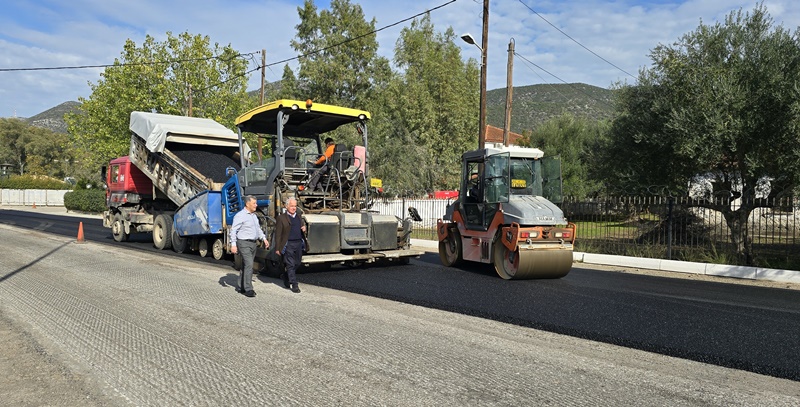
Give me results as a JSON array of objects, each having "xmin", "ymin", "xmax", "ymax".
[{"xmin": 1, "ymin": 0, "xmax": 799, "ymax": 118}]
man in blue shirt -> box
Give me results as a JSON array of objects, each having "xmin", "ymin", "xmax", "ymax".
[{"xmin": 230, "ymin": 195, "xmax": 269, "ymax": 297}]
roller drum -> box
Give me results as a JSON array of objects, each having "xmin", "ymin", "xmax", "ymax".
[{"xmin": 493, "ymin": 243, "xmax": 572, "ymax": 279}]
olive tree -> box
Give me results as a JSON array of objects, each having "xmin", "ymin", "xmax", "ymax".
[{"xmin": 599, "ymin": 4, "xmax": 800, "ymax": 264}]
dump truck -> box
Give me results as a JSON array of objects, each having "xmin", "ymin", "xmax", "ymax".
[
  {"xmin": 104, "ymin": 101, "xmax": 422, "ymax": 270},
  {"xmin": 436, "ymin": 143, "xmax": 576, "ymax": 279},
  {"xmin": 103, "ymin": 111, "xmax": 244, "ymax": 259}
]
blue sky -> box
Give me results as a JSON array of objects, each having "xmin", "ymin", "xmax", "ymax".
[{"xmin": 1, "ymin": 0, "xmax": 798, "ymax": 118}]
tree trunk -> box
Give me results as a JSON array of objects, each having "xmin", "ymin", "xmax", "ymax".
[{"xmin": 720, "ymin": 201, "xmax": 755, "ymax": 266}]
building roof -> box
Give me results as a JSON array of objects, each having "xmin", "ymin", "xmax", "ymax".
[{"xmin": 484, "ymin": 125, "xmax": 524, "ymax": 145}]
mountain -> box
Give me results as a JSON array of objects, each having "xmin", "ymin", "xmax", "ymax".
[
  {"xmin": 28, "ymin": 83, "xmax": 615, "ymax": 135},
  {"xmin": 485, "ymin": 83, "xmax": 615, "ymax": 134},
  {"xmin": 25, "ymin": 101, "xmax": 81, "ymax": 133}
]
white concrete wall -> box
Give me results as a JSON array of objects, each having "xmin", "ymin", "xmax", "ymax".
[{"xmin": 0, "ymin": 189, "xmax": 71, "ymax": 206}]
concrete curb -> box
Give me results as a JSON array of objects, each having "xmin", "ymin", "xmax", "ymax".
[{"xmin": 412, "ymin": 238, "xmax": 800, "ymax": 285}]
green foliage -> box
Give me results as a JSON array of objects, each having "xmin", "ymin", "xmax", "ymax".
[
  {"xmin": 370, "ymin": 15, "xmax": 479, "ymax": 192},
  {"xmin": 525, "ymin": 114, "xmax": 608, "ymax": 199},
  {"xmin": 291, "ymin": 0, "xmax": 392, "ymax": 107},
  {"xmin": 64, "ymin": 189, "xmax": 107, "ymax": 213},
  {"xmin": 0, "ymin": 118, "xmax": 74, "ymax": 178},
  {"xmin": 597, "ymin": 3, "xmax": 800, "ymax": 264},
  {"xmin": 486, "ymin": 83, "xmax": 615, "ymax": 134},
  {"xmin": 601, "ymin": 3, "xmax": 800, "ymax": 197},
  {"xmin": 65, "ymin": 31, "xmax": 255, "ymax": 169},
  {"xmin": 0, "ymin": 174, "xmax": 70, "ymax": 190},
  {"xmin": 72, "ymin": 177, "xmax": 104, "ymax": 190}
]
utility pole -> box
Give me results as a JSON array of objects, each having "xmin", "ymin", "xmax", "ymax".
[
  {"xmin": 258, "ymin": 49, "xmax": 266, "ymax": 159},
  {"xmin": 503, "ymin": 38, "xmax": 514, "ymax": 146},
  {"xmin": 478, "ymin": 0, "xmax": 489, "ymax": 148},
  {"xmin": 260, "ymin": 49, "xmax": 266, "ymax": 105}
]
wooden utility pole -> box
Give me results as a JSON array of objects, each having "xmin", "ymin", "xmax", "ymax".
[
  {"xmin": 478, "ymin": 0, "xmax": 489, "ymax": 148},
  {"xmin": 258, "ymin": 49, "xmax": 266, "ymax": 158},
  {"xmin": 260, "ymin": 49, "xmax": 266, "ymax": 105},
  {"xmin": 503, "ymin": 38, "xmax": 514, "ymax": 146}
]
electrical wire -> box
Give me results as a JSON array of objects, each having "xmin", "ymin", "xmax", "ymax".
[
  {"xmin": 514, "ymin": 51, "xmax": 614, "ymax": 109},
  {"xmin": 516, "ymin": 0, "xmax": 636, "ymax": 80},
  {"xmin": 0, "ymin": 52, "xmax": 260, "ymax": 72},
  {"xmin": 264, "ymin": 0, "xmax": 458, "ymax": 68}
]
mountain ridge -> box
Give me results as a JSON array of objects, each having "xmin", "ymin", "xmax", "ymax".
[{"xmin": 26, "ymin": 83, "xmax": 615, "ymax": 134}]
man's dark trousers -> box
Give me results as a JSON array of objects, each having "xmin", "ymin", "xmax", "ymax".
[{"xmin": 283, "ymin": 240, "xmax": 304, "ymax": 286}]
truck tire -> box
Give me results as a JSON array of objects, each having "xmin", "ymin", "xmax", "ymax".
[
  {"xmin": 153, "ymin": 214, "xmax": 173, "ymax": 250},
  {"xmin": 211, "ymin": 238, "xmax": 225, "ymax": 260},
  {"xmin": 112, "ymin": 213, "xmax": 129, "ymax": 242},
  {"xmin": 171, "ymin": 230, "xmax": 188, "ymax": 253},
  {"xmin": 198, "ymin": 238, "xmax": 209, "ymax": 257}
]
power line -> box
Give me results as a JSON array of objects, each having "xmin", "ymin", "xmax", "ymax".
[
  {"xmin": 0, "ymin": 0, "xmax": 459, "ymax": 96},
  {"xmin": 0, "ymin": 52, "xmax": 260, "ymax": 72},
  {"xmin": 264, "ymin": 0, "xmax": 458, "ymax": 68},
  {"xmin": 514, "ymin": 52, "xmax": 614, "ymax": 109},
  {"xmin": 516, "ymin": 0, "xmax": 636, "ymax": 80},
  {"xmin": 204, "ymin": 0, "xmax": 459, "ymax": 93}
]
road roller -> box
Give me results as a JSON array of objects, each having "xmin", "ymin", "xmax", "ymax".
[{"xmin": 437, "ymin": 143, "xmax": 576, "ymax": 279}]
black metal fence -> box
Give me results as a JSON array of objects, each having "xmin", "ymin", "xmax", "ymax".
[{"xmin": 373, "ymin": 195, "xmax": 800, "ymax": 269}]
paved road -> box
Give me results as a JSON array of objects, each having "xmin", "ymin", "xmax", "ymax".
[
  {"xmin": 3, "ymin": 208, "xmax": 800, "ymax": 381},
  {"xmin": 1, "ymin": 207, "xmax": 800, "ymax": 406}
]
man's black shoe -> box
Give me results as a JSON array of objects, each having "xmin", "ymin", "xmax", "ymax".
[
  {"xmin": 244, "ymin": 290, "xmax": 256, "ymax": 297},
  {"xmin": 291, "ymin": 285, "xmax": 301, "ymax": 293},
  {"xmin": 280, "ymin": 273, "xmax": 290, "ymax": 288},
  {"xmin": 237, "ymin": 288, "xmax": 246, "ymax": 294}
]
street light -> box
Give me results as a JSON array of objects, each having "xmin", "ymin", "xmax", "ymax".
[
  {"xmin": 461, "ymin": 33, "xmax": 481, "ymax": 50},
  {"xmin": 461, "ymin": 32, "xmax": 487, "ymax": 148}
]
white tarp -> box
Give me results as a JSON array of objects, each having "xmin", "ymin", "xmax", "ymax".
[{"xmin": 129, "ymin": 111, "xmax": 239, "ymax": 153}]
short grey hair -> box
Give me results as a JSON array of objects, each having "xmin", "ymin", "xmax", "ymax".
[
  {"xmin": 285, "ymin": 196, "xmax": 298, "ymax": 206},
  {"xmin": 244, "ymin": 195, "xmax": 256, "ymax": 204}
]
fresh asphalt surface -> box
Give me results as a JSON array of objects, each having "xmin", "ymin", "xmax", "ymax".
[{"xmin": 2, "ymin": 208, "xmax": 800, "ymax": 382}]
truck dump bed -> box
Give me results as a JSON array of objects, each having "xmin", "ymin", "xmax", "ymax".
[{"xmin": 128, "ymin": 112, "xmax": 242, "ymax": 207}]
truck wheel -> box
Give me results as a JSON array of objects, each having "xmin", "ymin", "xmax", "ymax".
[
  {"xmin": 111, "ymin": 213, "xmax": 129, "ymax": 242},
  {"xmin": 439, "ymin": 228, "xmax": 462, "ymax": 266},
  {"xmin": 171, "ymin": 230, "xmax": 188, "ymax": 253},
  {"xmin": 198, "ymin": 238, "xmax": 209, "ymax": 257},
  {"xmin": 153, "ymin": 214, "xmax": 173, "ymax": 250},
  {"xmin": 211, "ymin": 238, "xmax": 225, "ymax": 260}
]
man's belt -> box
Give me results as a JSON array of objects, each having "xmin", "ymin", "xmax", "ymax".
[{"xmin": 239, "ymin": 239, "xmax": 257, "ymax": 242}]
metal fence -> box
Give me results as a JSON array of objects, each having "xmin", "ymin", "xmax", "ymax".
[{"xmin": 373, "ymin": 195, "xmax": 800, "ymax": 269}]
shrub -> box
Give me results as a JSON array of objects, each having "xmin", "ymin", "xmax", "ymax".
[
  {"xmin": 0, "ymin": 174, "xmax": 70, "ymax": 190},
  {"xmin": 64, "ymin": 189, "xmax": 106, "ymax": 213}
]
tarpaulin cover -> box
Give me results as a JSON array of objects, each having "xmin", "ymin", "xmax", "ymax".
[{"xmin": 130, "ymin": 111, "xmax": 239, "ymax": 153}]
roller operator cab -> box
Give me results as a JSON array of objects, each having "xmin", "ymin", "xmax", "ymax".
[
  {"xmin": 437, "ymin": 143, "xmax": 576, "ymax": 279},
  {"xmin": 233, "ymin": 99, "xmax": 423, "ymax": 268}
]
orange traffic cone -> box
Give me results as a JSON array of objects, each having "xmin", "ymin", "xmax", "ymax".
[{"xmin": 76, "ymin": 221, "xmax": 86, "ymax": 244}]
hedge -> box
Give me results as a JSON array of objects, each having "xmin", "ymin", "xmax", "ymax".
[
  {"xmin": 0, "ymin": 174, "xmax": 70, "ymax": 190},
  {"xmin": 64, "ymin": 189, "xmax": 107, "ymax": 213}
]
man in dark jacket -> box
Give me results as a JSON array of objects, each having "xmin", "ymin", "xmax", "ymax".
[{"xmin": 273, "ymin": 196, "xmax": 307, "ymax": 293}]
